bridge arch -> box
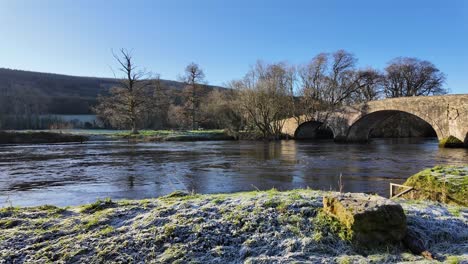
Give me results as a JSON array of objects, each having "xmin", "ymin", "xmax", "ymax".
[
  {"xmin": 346, "ymin": 110, "xmax": 442, "ymax": 142},
  {"xmin": 294, "ymin": 121, "xmax": 334, "ymax": 140}
]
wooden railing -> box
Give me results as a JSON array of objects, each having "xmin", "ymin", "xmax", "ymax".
[{"xmin": 390, "ymin": 183, "xmax": 414, "ymax": 199}]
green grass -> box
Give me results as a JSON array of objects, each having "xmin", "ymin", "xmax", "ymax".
[
  {"xmin": 163, "ymin": 223, "xmax": 176, "ymax": 236},
  {"xmin": 110, "ymin": 129, "xmax": 233, "ymax": 142},
  {"xmin": 0, "ymin": 219, "xmax": 20, "ymax": 228},
  {"xmin": 114, "ymin": 129, "xmax": 225, "ymax": 137},
  {"xmin": 79, "ymin": 198, "xmax": 114, "ymax": 213},
  {"xmin": 0, "ymin": 206, "xmax": 20, "ymax": 217},
  {"xmin": 446, "ymin": 256, "xmax": 461, "ymax": 264},
  {"xmin": 37, "ymin": 204, "xmax": 66, "ymax": 216},
  {"xmin": 448, "ymin": 206, "xmax": 462, "ymax": 217},
  {"xmin": 98, "ymin": 225, "xmax": 114, "ymax": 236}
]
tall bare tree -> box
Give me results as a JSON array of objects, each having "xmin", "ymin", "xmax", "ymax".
[
  {"xmin": 327, "ymin": 50, "xmax": 358, "ymax": 105},
  {"xmin": 383, "ymin": 57, "xmax": 447, "ymax": 97},
  {"xmin": 94, "ymin": 49, "xmax": 155, "ymax": 134},
  {"xmin": 179, "ymin": 63, "xmax": 205, "ymax": 130},
  {"xmin": 233, "ymin": 61, "xmax": 294, "ymax": 139}
]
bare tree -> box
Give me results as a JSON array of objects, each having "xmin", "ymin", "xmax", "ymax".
[
  {"xmin": 94, "ymin": 49, "xmax": 155, "ymax": 134},
  {"xmin": 297, "ymin": 50, "xmax": 361, "ymax": 123},
  {"xmin": 383, "ymin": 57, "xmax": 447, "ymax": 97},
  {"xmin": 151, "ymin": 78, "xmax": 170, "ymax": 129},
  {"xmin": 327, "ymin": 50, "xmax": 358, "ymax": 105},
  {"xmin": 297, "ymin": 53, "xmax": 329, "ymax": 122},
  {"xmin": 199, "ymin": 89, "xmax": 241, "ymax": 131},
  {"xmin": 352, "ymin": 68, "xmax": 383, "ymax": 103},
  {"xmin": 179, "ymin": 63, "xmax": 206, "ymax": 130},
  {"xmin": 0, "ymin": 85, "xmax": 49, "ymax": 129},
  {"xmin": 298, "ymin": 50, "xmax": 383, "ymax": 124},
  {"xmin": 167, "ymin": 104, "xmax": 189, "ymax": 129},
  {"xmin": 233, "ymin": 61, "xmax": 294, "ymax": 139}
]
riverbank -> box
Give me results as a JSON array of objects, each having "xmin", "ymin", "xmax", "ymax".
[
  {"xmin": 113, "ymin": 129, "xmax": 235, "ymax": 142},
  {"xmin": 0, "ymin": 129, "xmax": 234, "ymax": 144},
  {"xmin": 0, "ymin": 131, "xmax": 87, "ymax": 144},
  {"xmin": 0, "ymin": 189, "xmax": 466, "ymax": 263}
]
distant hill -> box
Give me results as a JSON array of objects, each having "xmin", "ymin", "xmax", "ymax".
[{"xmin": 0, "ymin": 68, "xmax": 223, "ymax": 115}]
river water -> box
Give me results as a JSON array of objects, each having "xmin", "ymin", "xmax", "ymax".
[{"xmin": 0, "ymin": 138, "xmax": 466, "ymax": 207}]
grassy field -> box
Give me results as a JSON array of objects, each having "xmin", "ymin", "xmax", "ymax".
[{"xmin": 0, "ymin": 188, "xmax": 466, "ymax": 263}]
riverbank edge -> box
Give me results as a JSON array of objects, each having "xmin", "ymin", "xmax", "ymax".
[
  {"xmin": 115, "ymin": 130, "xmax": 236, "ymax": 142},
  {"xmin": 0, "ymin": 131, "xmax": 87, "ymax": 144},
  {"xmin": 0, "ymin": 130, "xmax": 236, "ymax": 144},
  {"xmin": 1, "ymin": 188, "xmax": 466, "ymax": 263},
  {"xmin": 2, "ymin": 130, "xmax": 468, "ymax": 148}
]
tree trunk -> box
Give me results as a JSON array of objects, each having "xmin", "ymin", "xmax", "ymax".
[
  {"xmin": 192, "ymin": 108, "xmax": 196, "ymax": 130},
  {"xmin": 131, "ymin": 120, "xmax": 139, "ymax": 134}
]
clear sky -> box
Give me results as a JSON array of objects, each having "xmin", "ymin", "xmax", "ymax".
[{"xmin": 0, "ymin": 0, "xmax": 467, "ymax": 93}]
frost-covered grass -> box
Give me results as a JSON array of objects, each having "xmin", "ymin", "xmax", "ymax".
[
  {"xmin": 397, "ymin": 199, "xmax": 468, "ymax": 260},
  {"xmin": 0, "ymin": 189, "xmax": 466, "ymax": 263}
]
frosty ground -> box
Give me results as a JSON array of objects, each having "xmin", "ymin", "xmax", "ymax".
[{"xmin": 0, "ymin": 189, "xmax": 466, "ymax": 263}]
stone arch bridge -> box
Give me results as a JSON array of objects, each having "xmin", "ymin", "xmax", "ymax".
[{"xmin": 282, "ymin": 94, "xmax": 468, "ymax": 147}]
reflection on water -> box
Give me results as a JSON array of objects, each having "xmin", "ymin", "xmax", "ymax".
[{"xmin": 0, "ymin": 138, "xmax": 466, "ymax": 206}]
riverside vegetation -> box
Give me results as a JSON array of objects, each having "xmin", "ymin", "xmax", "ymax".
[{"xmin": 1, "ymin": 179, "xmax": 467, "ymax": 263}]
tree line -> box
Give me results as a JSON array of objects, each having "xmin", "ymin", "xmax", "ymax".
[{"xmin": 95, "ymin": 49, "xmax": 447, "ymax": 138}]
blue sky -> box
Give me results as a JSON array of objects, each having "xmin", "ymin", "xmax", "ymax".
[{"xmin": 0, "ymin": 0, "xmax": 467, "ymax": 93}]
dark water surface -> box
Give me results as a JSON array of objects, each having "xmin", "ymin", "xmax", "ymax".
[{"xmin": 0, "ymin": 138, "xmax": 467, "ymax": 207}]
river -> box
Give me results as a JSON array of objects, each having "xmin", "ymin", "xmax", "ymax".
[{"xmin": 0, "ymin": 138, "xmax": 466, "ymax": 207}]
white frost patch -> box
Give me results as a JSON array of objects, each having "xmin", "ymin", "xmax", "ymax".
[{"xmin": 401, "ymin": 199, "xmax": 468, "ymax": 261}]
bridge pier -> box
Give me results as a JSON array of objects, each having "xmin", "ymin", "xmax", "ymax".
[{"xmin": 333, "ymin": 135, "xmax": 348, "ymax": 143}]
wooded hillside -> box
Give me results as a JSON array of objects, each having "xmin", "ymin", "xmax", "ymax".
[{"xmin": 0, "ymin": 68, "xmax": 221, "ymax": 115}]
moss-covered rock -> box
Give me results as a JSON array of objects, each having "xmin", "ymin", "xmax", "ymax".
[
  {"xmin": 323, "ymin": 193, "xmax": 406, "ymax": 245},
  {"xmin": 439, "ymin": 136, "xmax": 465, "ymax": 148},
  {"xmin": 401, "ymin": 165, "xmax": 467, "ymax": 206}
]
